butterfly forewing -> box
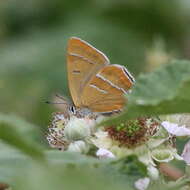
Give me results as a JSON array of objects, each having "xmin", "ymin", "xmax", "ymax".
[
  {"xmin": 67, "ymin": 37, "xmax": 110, "ymax": 107},
  {"xmin": 80, "ymin": 65, "xmax": 134, "ymax": 112}
]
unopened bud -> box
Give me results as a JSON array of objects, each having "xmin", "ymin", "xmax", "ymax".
[
  {"xmin": 68, "ymin": 140, "xmax": 89, "ymax": 153},
  {"xmin": 64, "ymin": 117, "xmax": 93, "ymax": 141}
]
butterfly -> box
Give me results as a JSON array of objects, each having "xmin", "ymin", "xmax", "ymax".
[{"xmin": 55, "ymin": 37, "xmax": 135, "ymax": 118}]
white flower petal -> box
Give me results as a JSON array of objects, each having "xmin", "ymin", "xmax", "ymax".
[
  {"xmin": 182, "ymin": 140, "xmax": 190, "ymax": 165},
  {"xmin": 161, "ymin": 114, "xmax": 190, "ymax": 128},
  {"xmin": 174, "ymin": 153, "xmax": 183, "ymax": 161},
  {"xmin": 92, "ymin": 130, "xmax": 113, "ymax": 149},
  {"xmin": 134, "ymin": 177, "xmax": 150, "ymax": 190},
  {"xmin": 96, "ymin": 148, "xmax": 115, "ymax": 159},
  {"xmin": 161, "ymin": 121, "xmax": 190, "ymax": 136}
]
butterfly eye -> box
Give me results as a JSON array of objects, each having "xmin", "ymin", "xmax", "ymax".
[{"xmin": 69, "ymin": 106, "xmax": 76, "ymax": 114}]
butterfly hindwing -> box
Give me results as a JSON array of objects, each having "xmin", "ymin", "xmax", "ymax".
[{"xmin": 80, "ymin": 65, "xmax": 134, "ymax": 112}]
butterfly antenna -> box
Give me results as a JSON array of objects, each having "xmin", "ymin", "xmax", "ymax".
[
  {"xmin": 45, "ymin": 101, "xmax": 67, "ymax": 105},
  {"xmin": 55, "ymin": 93, "xmax": 67, "ymax": 101}
]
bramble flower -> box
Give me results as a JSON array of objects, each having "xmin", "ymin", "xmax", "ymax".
[
  {"xmin": 160, "ymin": 114, "xmax": 190, "ymax": 165},
  {"xmin": 93, "ymin": 118, "xmax": 159, "ymax": 149},
  {"xmin": 92, "ymin": 117, "xmax": 183, "ymax": 178},
  {"xmin": 47, "ymin": 112, "xmax": 186, "ymax": 181},
  {"xmin": 92, "ymin": 118, "xmax": 159, "ymax": 159},
  {"xmin": 47, "ymin": 112, "xmax": 98, "ymax": 152}
]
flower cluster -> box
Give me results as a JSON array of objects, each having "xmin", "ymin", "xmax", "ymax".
[
  {"xmin": 92, "ymin": 117, "xmax": 185, "ymax": 179},
  {"xmin": 47, "ymin": 113, "xmax": 190, "ymax": 189}
]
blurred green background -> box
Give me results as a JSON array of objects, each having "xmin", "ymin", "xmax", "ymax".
[{"xmin": 1, "ymin": 0, "xmax": 190, "ymax": 129}]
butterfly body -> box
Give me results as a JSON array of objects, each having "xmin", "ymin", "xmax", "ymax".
[{"xmin": 69, "ymin": 106, "xmax": 97, "ymax": 119}]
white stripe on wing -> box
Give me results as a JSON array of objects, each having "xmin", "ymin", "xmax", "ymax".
[
  {"xmin": 96, "ymin": 73, "xmax": 127, "ymax": 94},
  {"xmin": 89, "ymin": 84, "xmax": 108, "ymax": 94}
]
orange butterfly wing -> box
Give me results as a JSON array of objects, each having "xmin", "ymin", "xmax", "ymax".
[
  {"xmin": 81, "ymin": 65, "xmax": 134, "ymax": 112},
  {"xmin": 67, "ymin": 37, "xmax": 134, "ymax": 113},
  {"xmin": 67, "ymin": 37, "xmax": 109, "ymax": 107}
]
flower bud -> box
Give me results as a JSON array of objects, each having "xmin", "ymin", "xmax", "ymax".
[
  {"xmin": 67, "ymin": 140, "xmax": 89, "ymax": 153},
  {"xmin": 64, "ymin": 117, "xmax": 93, "ymax": 141},
  {"xmin": 151, "ymin": 149, "xmax": 174, "ymax": 163},
  {"xmin": 151, "ymin": 149, "xmax": 174, "ymax": 162}
]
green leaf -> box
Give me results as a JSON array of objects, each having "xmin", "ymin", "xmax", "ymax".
[
  {"xmin": 0, "ymin": 143, "xmax": 30, "ymax": 184},
  {"xmin": 0, "ymin": 149, "xmax": 135, "ymax": 190},
  {"xmin": 13, "ymin": 162, "xmax": 135, "ymax": 190},
  {"xmin": 0, "ymin": 113, "xmax": 43, "ymax": 144},
  {"xmin": 0, "ymin": 114, "xmax": 44, "ymax": 160},
  {"xmin": 104, "ymin": 60, "xmax": 190, "ymax": 125},
  {"xmin": 45, "ymin": 150, "xmax": 102, "ymax": 165}
]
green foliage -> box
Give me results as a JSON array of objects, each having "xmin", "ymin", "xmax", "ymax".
[
  {"xmin": 0, "ymin": 113, "xmax": 44, "ymax": 160},
  {"xmin": 1, "ymin": 0, "xmax": 190, "ymax": 189},
  {"xmin": 103, "ymin": 0, "xmax": 190, "ymax": 46},
  {"xmin": 0, "ymin": 114, "xmax": 139, "ymax": 189},
  {"xmin": 1, "ymin": 0, "xmax": 190, "ymax": 127},
  {"xmin": 0, "ymin": 112, "xmax": 188, "ymax": 189},
  {"xmin": 12, "ymin": 156, "xmax": 133, "ymax": 190},
  {"xmin": 104, "ymin": 60, "xmax": 190, "ymax": 125},
  {"xmin": 112, "ymin": 156, "xmax": 147, "ymax": 178},
  {"xmin": 0, "ymin": 114, "xmax": 43, "ymax": 144}
]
